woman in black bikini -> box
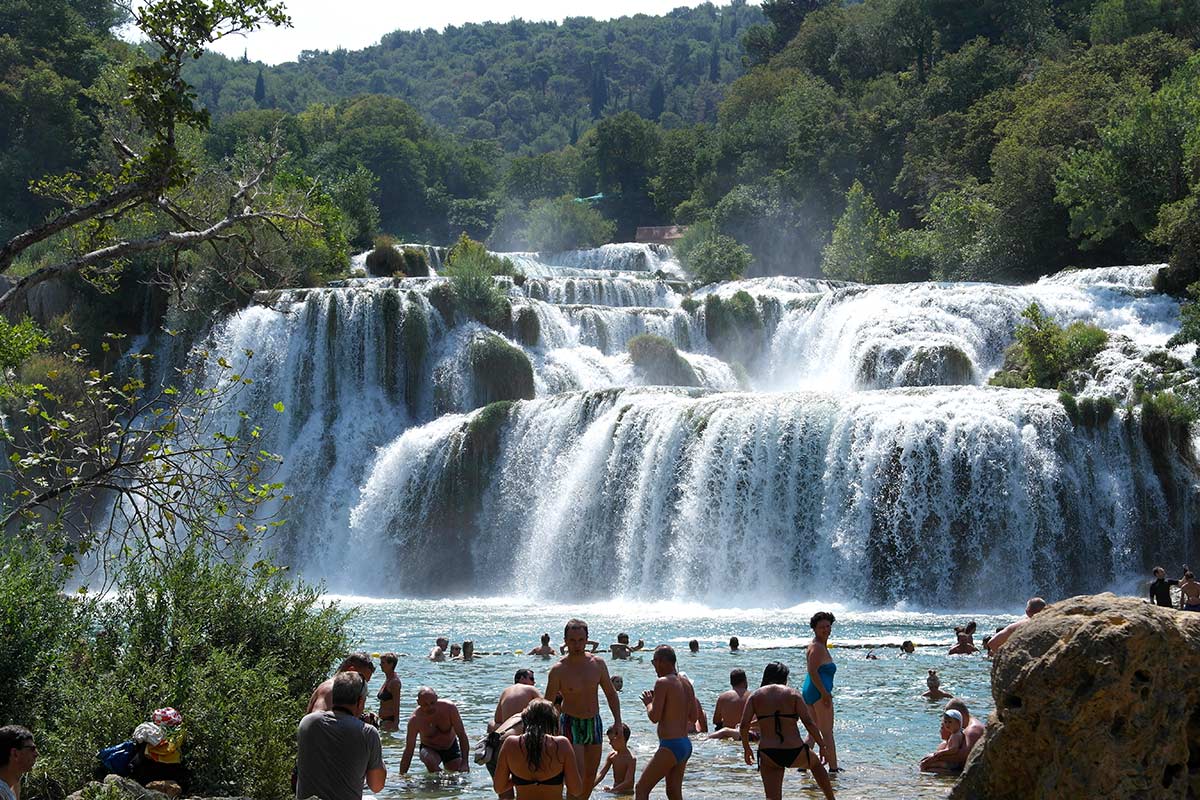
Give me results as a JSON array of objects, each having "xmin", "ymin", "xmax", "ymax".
[
  {"xmin": 739, "ymin": 662, "xmax": 835, "ymax": 800},
  {"xmin": 494, "ymin": 699, "xmax": 583, "ymax": 799}
]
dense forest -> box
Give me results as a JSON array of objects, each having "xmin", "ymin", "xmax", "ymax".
[{"xmin": 4, "ymin": 0, "xmax": 1200, "ymax": 289}]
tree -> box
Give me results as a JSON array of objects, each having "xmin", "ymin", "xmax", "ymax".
[
  {"xmin": 650, "ymin": 78, "xmax": 666, "ymax": 120},
  {"xmin": 590, "ymin": 65, "xmax": 609, "ymax": 119},
  {"xmin": 254, "ymin": 67, "xmax": 266, "ymax": 105},
  {"xmin": 0, "ymin": 325, "xmax": 286, "ymax": 588},
  {"xmin": 524, "ymin": 197, "xmax": 616, "ymax": 251},
  {"xmin": 0, "ymin": 0, "xmax": 299, "ymax": 313}
]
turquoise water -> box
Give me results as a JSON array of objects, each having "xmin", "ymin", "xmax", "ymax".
[{"xmin": 343, "ymin": 598, "xmax": 1017, "ymax": 799}]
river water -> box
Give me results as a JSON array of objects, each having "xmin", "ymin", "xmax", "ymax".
[{"xmin": 345, "ymin": 597, "xmax": 1018, "ymax": 800}]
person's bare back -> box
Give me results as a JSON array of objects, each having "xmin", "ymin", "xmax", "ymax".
[{"xmin": 496, "ymin": 680, "xmax": 541, "ymax": 724}]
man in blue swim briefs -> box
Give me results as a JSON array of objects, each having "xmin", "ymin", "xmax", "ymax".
[
  {"xmin": 635, "ymin": 645, "xmax": 698, "ymax": 800},
  {"xmin": 545, "ymin": 618, "xmax": 622, "ymax": 800}
]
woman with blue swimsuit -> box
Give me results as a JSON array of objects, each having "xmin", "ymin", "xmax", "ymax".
[{"xmin": 803, "ymin": 611, "xmax": 839, "ymax": 772}]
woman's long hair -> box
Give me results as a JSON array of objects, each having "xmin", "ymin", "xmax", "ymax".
[{"xmin": 521, "ymin": 699, "xmax": 559, "ymax": 771}]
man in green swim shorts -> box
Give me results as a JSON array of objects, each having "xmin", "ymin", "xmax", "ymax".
[{"xmin": 545, "ymin": 618, "xmax": 622, "ymax": 800}]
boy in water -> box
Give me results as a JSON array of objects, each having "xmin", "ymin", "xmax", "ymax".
[
  {"xmin": 635, "ymin": 645, "xmax": 696, "ymax": 800},
  {"xmin": 593, "ymin": 723, "xmax": 636, "ymax": 795},
  {"xmin": 919, "ymin": 709, "xmax": 967, "ymax": 773}
]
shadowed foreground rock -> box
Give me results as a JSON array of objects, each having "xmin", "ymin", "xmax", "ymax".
[{"xmin": 951, "ymin": 594, "xmax": 1200, "ymax": 800}]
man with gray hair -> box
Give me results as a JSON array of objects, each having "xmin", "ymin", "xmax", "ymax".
[
  {"xmin": 986, "ymin": 597, "xmax": 1047, "ymax": 655},
  {"xmin": 296, "ymin": 671, "xmax": 386, "ymax": 800}
]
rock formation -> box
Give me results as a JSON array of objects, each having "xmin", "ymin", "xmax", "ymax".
[{"xmin": 952, "ymin": 594, "xmax": 1200, "ymax": 799}]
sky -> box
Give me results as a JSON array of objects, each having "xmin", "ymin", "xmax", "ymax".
[{"xmin": 175, "ymin": 1, "xmax": 712, "ymax": 65}]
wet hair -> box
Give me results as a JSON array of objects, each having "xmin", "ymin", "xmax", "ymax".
[
  {"xmin": 1026, "ymin": 597, "xmax": 1046, "ymax": 615},
  {"xmin": 981, "ymin": 634, "xmax": 993, "ymax": 650},
  {"xmin": 463, "ymin": 641, "xmax": 474, "ymax": 654},
  {"xmin": 617, "ymin": 632, "xmax": 630, "ymax": 644},
  {"xmin": 901, "ymin": 640, "xmax": 915, "ymax": 652},
  {"xmin": 540, "ymin": 633, "xmax": 551, "ymax": 644},
  {"xmin": 564, "ymin": 618, "xmax": 589, "ymax": 639},
  {"xmin": 927, "ymin": 670, "xmax": 940, "ymax": 688},
  {"xmin": 515, "ymin": 668, "xmax": 535, "ymax": 683},
  {"xmin": 607, "ymin": 722, "xmax": 631, "ymax": 742},
  {"xmin": 332, "ymin": 671, "xmax": 367, "ymax": 706},
  {"xmin": 761, "ymin": 661, "xmax": 789, "ymax": 687},
  {"xmin": 338, "ymin": 652, "xmax": 375, "ymax": 674},
  {"xmin": 688, "ymin": 639, "xmax": 699, "ymax": 652},
  {"xmin": 1154, "ymin": 566, "xmax": 1166, "ymax": 576},
  {"xmin": 521, "ymin": 700, "xmax": 559, "ymax": 771},
  {"xmin": 436, "ymin": 637, "xmax": 449, "ymax": 648},
  {"xmin": 729, "ymin": 636, "xmax": 739, "ymax": 649},
  {"xmin": 965, "ymin": 620, "xmax": 977, "ymax": 635},
  {"xmin": 810, "ymin": 611, "xmax": 836, "ymax": 630},
  {"xmin": 381, "ymin": 652, "xmax": 398, "ymax": 668},
  {"xmin": 450, "ymin": 643, "xmax": 462, "ymax": 655},
  {"xmin": 730, "ymin": 668, "xmax": 747, "ymax": 688},
  {"xmin": 945, "ymin": 697, "xmax": 970, "ymax": 723},
  {"xmin": 0, "ymin": 726, "xmax": 34, "ymax": 766},
  {"xmin": 654, "ymin": 644, "xmax": 676, "ymax": 665}
]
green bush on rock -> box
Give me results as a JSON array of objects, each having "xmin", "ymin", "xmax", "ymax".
[
  {"xmin": 442, "ymin": 234, "xmax": 517, "ymax": 330},
  {"xmin": 514, "ymin": 305, "xmax": 540, "ymax": 347},
  {"xmin": 468, "ymin": 333, "xmax": 535, "ymax": 406},
  {"xmin": 704, "ymin": 291, "xmax": 764, "ymax": 367},
  {"xmin": 365, "ymin": 235, "xmax": 404, "ymax": 277},
  {"xmin": 989, "ymin": 303, "xmax": 1109, "ymax": 390},
  {"xmin": 402, "ymin": 247, "xmax": 431, "ymax": 277},
  {"xmin": 524, "ymin": 196, "xmax": 616, "ymax": 252},
  {"xmin": 677, "ymin": 222, "xmax": 752, "ymax": 284},
  {"xmin": 627, "ymin": 333, "xmax": 699, "ymax": 387}
]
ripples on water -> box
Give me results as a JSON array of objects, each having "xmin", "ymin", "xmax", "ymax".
[{"xmin": 343, "ymin": 599, "xmax": 1017, "ymax": 800}]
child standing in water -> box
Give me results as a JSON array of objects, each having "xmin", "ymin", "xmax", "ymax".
[{"xmin": 593, "ymin": 723, "xmax": 636, "ymax": 794}]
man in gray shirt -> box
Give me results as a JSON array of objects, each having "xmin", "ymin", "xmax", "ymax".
[{"xmin": 297, "ymin": 672, "xmax": 386, "ymax": 800}]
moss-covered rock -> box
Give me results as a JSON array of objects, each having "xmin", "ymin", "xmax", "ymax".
[
  {"xmin": 514, "ymin": 305, "xmax": 540, "ymax": 347},
  {"xmin": 402, "ymin": 247, "xmax": 431, "ymax": 278},
  {"xmin": 365, "ymin": 236, "xmax": 404, "ymax": 277},
  {"xmin": 468, "ymin": 333, "xmax": 535, "ymax": 406},
  {"xmin": 627, "ymin": 334, "xmax": 700, "ymax": 387},
  {"xmin": 427, "ymin": 282, "xmax": 457, "ymax": 323},
  {"xmin": 402, "ymin": 293, "xmax": 429, "ymax": 413},
  {"xmin": 704, "ymin": 291, "xmax": 763, "ymax": 366}
]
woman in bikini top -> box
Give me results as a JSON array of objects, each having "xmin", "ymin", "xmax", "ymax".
[
  {"xmin": 739, "ymin": 661, "xmax": 835, "ymax": 800},
  {"xmin": 494, "ymin": 700, "xmax": 583, "ymax": 799}
]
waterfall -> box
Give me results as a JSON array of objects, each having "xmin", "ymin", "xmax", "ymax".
[{"xmin": 177, "ymin": 254, "xmax": 1197, "ymax": 606}]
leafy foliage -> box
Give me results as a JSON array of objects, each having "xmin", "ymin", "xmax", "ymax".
[
  {"xmin": 677, "ymin": 222, "xmax": 752, "ymax": 283},
  {"xmin": 989, "ymin": 303, "xmax": 1110, "ymax": 389},
  {"xmin": 627, "ymin": 333, "xmax": 700, "ymax": 387},
  {"xmin": 524, "ymin": 196, "xmax": 615, "ymax": 252}
]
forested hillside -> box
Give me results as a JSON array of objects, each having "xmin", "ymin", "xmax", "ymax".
[
  {"xmin": 4, "ymin": 0, "xmax": 1200, "ymax": 293},
  {"xmin": 183, "ymin": 2, "xmax": 765, "ymax": 153}
]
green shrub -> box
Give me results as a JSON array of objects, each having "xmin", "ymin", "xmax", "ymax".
[
  {"xmin": 1140, "ymin": 390, "xmax": 1197, "ymax": 465},
  {"xmin": 704, "ymin": 291, "xmax": 763, "ymax": 365},
  {"xmin": 365, "ymin": 235, "xmax": 404, "ymax": 277},
  {"xmin": 1059, "ymin": 391, "xmax": 1080, "ymax": 424},
  {"xmin": 467, "ymin": 333, "xmax": 535, "ymax": 406},
  {"xmin": 680, "ymin": 296, "xmax": 700, "ymax": 314},
  {"xmin": 627, "ymin": 334, "xmax": 699, "ymax": 387},
  {"xmin": 677, "ymin": 222, "xmax": 752, "ymax": 284},
  {"xmin": 1077, "ymin": 395, "xmax": 1116, "ymax": 427},
  {"xmin": 524, "ymin": 196, "xmax": 616, "ymax": 252},
  {"xmin": 15, "ymin": 547, "xmax": 351, "ymax": 800},
  {"xmin": 989, "ymin": 303, "xmax": 1108, "ymax": 389},
  {"xmin": 514, "ymin": 305, "xmax": 540, "ymax": 347},
  {"xmin": 445, "ymin": 233, "xmax": 519, "ymax": 277},
  {"xmin": 443, "ymin": 234, "xmax": 517, "ymax": 330},
  {"xmin": 401, "ymin": 247, "xmax": 431, "ymax": 278}
]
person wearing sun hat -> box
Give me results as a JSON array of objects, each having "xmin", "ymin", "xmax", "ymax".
[{"xmin": 919, "ymin": 708, "xmax": 968, "ymax": 773}]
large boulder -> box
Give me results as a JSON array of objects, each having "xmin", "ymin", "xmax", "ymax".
[{"xmin": 951, "ymin": 594, "xmax": 1200, "ymax": 800}]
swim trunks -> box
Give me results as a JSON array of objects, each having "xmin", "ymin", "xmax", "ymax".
[
  {"xmin": 426, "ymin": 739, "xmax": 461, "ymax": 765},
  {"xmin": 659, "ymin": 736, "xmax": 693, "ymax": 763},
  {"xmin": 560, "ymin": 713, "xmax": 604, "ymax": 746},
  {"xmin": 801, "ymin": 662, "xmax": 837, "ymax": 705},
  {"xmin": 1185, "ymin": 604, "xmax": 1200, "ymax": 612}
]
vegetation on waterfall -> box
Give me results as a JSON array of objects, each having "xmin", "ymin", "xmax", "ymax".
[
  {"xmin": 627, "ymin": 334, "xmax": 701, "ymax": 387},
  {"xmin": 989, "ymin": 303, "xmax": 1110, "ymax": 391},
  {"xmin": 703, "ymin": 291, "xmax": 765, "ymax": 367},
  {"xmin": 676, "ymin": 221, "xmax": 752, "ymax": 284},
  {"xmin": 467, "ymin": 332, "xmax": 536, "ymax": 406}
]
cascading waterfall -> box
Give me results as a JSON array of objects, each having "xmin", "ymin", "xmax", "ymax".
[{"xmin": 181, "ymin": 252, "xmax": 1197, "ymax": 605}]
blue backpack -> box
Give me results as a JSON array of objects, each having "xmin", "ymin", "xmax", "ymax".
[{"xmin": 97, "ymin": 740, "xmax": 137, "ymax": 776}]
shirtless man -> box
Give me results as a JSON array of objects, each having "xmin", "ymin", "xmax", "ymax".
[
  {"xmin": 709, "ymin": 668, "xmax": 753, "ymax": 740},
  {"xmin": 545, "ymin": 618, "xmax": 622, "ymax": 800},
  {"xmin": 919, "ymin": 709, "xmax": 967, "ymax": 773},
  {"xmin": 489, "ymin": 670, "xmax": 542, "ymax": 797},
  {"xmin": 1180, "ymin": 572, "xmax": 1200, "ymax": 611},
  {"xmin": 530, "ymin": 633, "xmax": 557, "ymax": 657},
  {"xmin": 430, "ymin": 637, "xmax": 450, "ymax": 662},
  {"xmin": 678, "ymin": 673, "xmax": 708, "ymax": 734},
  {"xmin": 635, "ymin": 645, "xmax": 696, "ymax": 800},
  {"xmin": 377, "ymin": 652, "xmax": 402, "ymax": 732},
  {"xmin": 986, "ymin": 597, "xmax": 1046, "ymax": 655},
  {"xmin": 495, "ymin": 669, "xmax": 542, "ymax": 724},
  {"xmin": 307, "ymin": 652, "xmax": 375, "ymax": 713},
  {"xmin": 729, "ymin": 636, "xmax": 741, "ymax": 653},
  {"xmin": 948, "ymin": 621, "xmax": 977, "ymax": 655},
  {"xmin": 398, "ymin": 687, "xmax": 470, "ymax": 774},
  {"xmin": 609, "ymin": 633, "xmax": 645, "ymax": 660}
]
